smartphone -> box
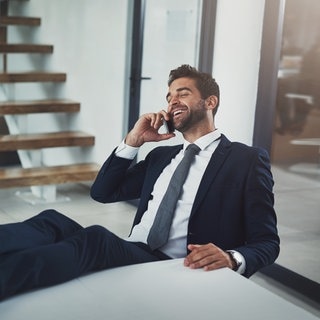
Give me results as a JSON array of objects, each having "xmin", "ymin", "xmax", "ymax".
[{"xmin": 163, "ymin": 118, "xmax": 174, "ymax": 133}]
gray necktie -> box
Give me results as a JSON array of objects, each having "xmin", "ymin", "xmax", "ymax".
[{"xmin": 147, "ymin": 143, "xmax": 201, "ymax": 251}]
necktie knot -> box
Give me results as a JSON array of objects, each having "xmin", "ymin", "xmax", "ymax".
[{"xmin": 185, "ymin": 143, "xmax": 201, "ymax": 156}]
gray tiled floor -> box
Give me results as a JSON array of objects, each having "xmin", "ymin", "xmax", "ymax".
[
  {"xmin": 0, "ymin": 184, "xmax": 136, "ymax": 239},
  {"xmin": 0, "ymin": 166, "xmax": 319, "ymax": 317},
  {"xmin": 272, "ymin": 165, "xmax": 320, "ymax": 283}
]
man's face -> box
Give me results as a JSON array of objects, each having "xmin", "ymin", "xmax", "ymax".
[{"xmin": 166, "ymin": 77, "xmax": 207, "ymax": 133}]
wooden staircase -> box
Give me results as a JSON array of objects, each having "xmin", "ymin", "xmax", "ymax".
[
  {"xmin": 0, "ymin": 72, "xmax": 67, "ymax": 82},
  {"xmin": 0, "ymin": 1, "xmax": 100, "ymax": 198},
  {"xmin": 0, "ymin": 99, "xmax": 80, "ymax": 114},
  {"xmin": 0, "ymin": 43, "xmax": 53, "ymax": 54}
]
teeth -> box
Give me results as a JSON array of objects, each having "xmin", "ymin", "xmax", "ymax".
[{"xmin": 173, "ymin": 110, "xmax": 183, "ymax": 116}]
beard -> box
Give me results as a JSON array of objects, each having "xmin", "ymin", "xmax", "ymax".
[{"xmin": 174, "ymin": 99, "xmax": 207, "ymax": 133}]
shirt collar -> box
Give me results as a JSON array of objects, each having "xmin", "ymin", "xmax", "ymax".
[{"xmin": 183, "ymin": 129, "xmax": 221, "ymax": 151}]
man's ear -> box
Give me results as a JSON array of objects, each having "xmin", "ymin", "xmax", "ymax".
[{"xmin": 205, "ymin": 95, "xmax": 218, "ymax": 111}]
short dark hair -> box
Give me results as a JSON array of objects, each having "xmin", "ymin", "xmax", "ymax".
[{"xmin": 168, "ymin": 64, "xmax": 220, "ymax": 114}]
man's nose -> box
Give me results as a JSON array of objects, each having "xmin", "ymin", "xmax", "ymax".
[{"xmin": 169, "ymin": 96, "xmax": 179, "ymax": 106}]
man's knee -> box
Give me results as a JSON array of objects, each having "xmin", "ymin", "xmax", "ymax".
[
  {"xmin": 28, "ymin": 209, "xmax": 64, "ymax": 221},
  {"xmin": 26, "ymin": 209, "xmax": 82, "ymax": 241},
  {"xmin": 84, "ymin": 225, "xmax": 112, "ymax": 240}
]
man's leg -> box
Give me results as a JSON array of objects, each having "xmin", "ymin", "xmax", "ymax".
[
  {"xmin": 0, "ymin": 225, "xmax": 163, "ymax": 300},
  {"xmin": 0, "ymin": 209, "xmax": 82, "ymax": 255}
]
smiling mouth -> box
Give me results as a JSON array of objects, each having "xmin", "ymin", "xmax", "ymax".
[{"xmin": 172, "ymin": 109, "xmax": 185, "ymax": 118}]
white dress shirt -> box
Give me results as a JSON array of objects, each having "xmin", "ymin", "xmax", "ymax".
[{"xmin": 115, "ymin": 129, "xmax": 246, "ymax": 274}]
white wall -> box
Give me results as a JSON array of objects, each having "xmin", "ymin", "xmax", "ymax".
[
  {"xmin": 213, "ymin": 0, "xmax": 265, "ymax": 145},
  {"xmin": 5, "ymin": 0, "xmax": 130, "ymax": 165},
  {"xmin": 2, "ymin": 0, "xmax": 265, "ymax": 167}
]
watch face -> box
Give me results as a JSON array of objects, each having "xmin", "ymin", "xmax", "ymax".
[{"xmin": 229, "ymin": 251, "xmax": 242, "ymax": 271}]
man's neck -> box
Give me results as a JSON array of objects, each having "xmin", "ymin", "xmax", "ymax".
[{"xmin": 182, "ymin": 126, "xmax": 216, "ymax": 143}]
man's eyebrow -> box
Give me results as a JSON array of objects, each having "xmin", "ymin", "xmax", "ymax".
[{"xmin": 166, "ymin": 87, "xmax": 192, "ymax": 101}]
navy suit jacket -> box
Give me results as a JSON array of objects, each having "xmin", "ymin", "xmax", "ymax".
[{"xmin": 90, "ymin": 134, "xmax": 280, "ymax": 277}]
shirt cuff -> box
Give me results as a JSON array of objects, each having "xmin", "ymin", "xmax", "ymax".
[
  {"xmin": 115, "ymin": 140, "xmax": 139, "ymax": 160},
  {"xmin": 227, "ymin": 250, "xmax": 246, "ymax": 275}
]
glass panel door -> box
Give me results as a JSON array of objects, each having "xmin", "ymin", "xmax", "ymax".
[
  {"xmin": 138, "ymin": 0, "xmax": 202, "ymax": 160},
  {"xmin": 271, "ymin": 0, "xmax": 320, "ymax": 283}
]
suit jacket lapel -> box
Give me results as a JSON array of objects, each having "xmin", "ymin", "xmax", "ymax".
[
  {"xmin": 190, "ymin": 135, "xmax": 232, "ymax": 217},
  {"xmin": 149, "ymin": 145, "xmax": 182, "ymax": 180},
  {"xmin": 141, "ymin": 145, "xmax": 183, "ymax": 202}
]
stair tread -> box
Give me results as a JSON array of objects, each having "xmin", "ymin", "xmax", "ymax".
[
  {"xmin": 0, "ymin": 43, "xmax": 53, "ymax": 53},
  {"xmin": 0, "ymin": 163, "xmax": 100, "ymax": 188},
  {"xmin": 0, "ymin": 16, "xmax": 41, "ymax": 26},
  {"xmin": 0, "ymin": 131, "xmax": 95, "ymax": 151},
  {"xmin": 0, "ymin": 99, "xmax": 80, "ymax": 114},
  {"xmin": 0, "ymin": 72, "xmax": 66, "ymax": 83}
]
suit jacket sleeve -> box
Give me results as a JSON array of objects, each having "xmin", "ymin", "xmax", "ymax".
[
  {"xmin": 233, "ymin": 146, "xmax": 280, "ymax": 277},
  {"xmin": 90, "ymin": 149, "xmax": 148, "ymax": 203}
]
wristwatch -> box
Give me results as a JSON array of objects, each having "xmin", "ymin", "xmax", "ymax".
[{"xmin": 227, "ymin": 250, "xmax": 243, "ymax": 271}]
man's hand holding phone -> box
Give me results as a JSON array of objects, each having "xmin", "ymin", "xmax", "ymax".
[{"xmin": 125, "ymin": 110, "xmax": 175, "ymax": 147}]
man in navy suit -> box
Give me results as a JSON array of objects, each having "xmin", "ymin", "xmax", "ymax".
[{"xmin": 0, "ymin": 65, "xmax": 279, "ymax": 300}]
